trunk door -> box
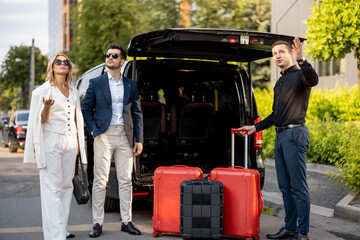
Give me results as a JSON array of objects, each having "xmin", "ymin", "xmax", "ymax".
[{"xmin": 127, "ymin": 28, "xmax": 304, "ymax": 62}]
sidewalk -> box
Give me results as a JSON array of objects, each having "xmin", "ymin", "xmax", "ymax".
[{"xmin": 261, "ymin": 159, "xmax": 360, "ymax": 240}]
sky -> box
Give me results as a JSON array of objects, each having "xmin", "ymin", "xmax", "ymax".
[{"xmin": 0, "ymin": 0, "xmax": 48, "ymax": 61}]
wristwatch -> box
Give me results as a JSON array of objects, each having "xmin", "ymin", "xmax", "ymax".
[{"xmin": 297, "ymin": 56, "xmax": 306, "ymax": 63}]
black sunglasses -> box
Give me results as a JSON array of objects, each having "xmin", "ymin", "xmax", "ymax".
[
  {"xmin": 54, "ymin": 59, "xmax": 70, "ymax": 66},
  {"xmin": 105, "ymin": 52, "xmax": 119, "ymax": 59}
]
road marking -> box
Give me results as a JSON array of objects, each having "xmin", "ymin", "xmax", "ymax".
[
  {"xmin": 0, "ymin": 171, "xmax": 38, "ymax": 176},
  {"xmin": 0, "ymin": 226, "xmax": 42, "ymax": 233},
  {"xmin": 0, "ymin": 223, "xmax": 126, "ymax": 234}
]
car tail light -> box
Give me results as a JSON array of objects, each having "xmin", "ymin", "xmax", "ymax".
[
  {"xmin": 133, "ymin": 192, "xmax": 150, "ymax": 196},
  {"xmin": 15, "ymin": 126, "xmax": 25, "ymax": 134},
  {"xmin": 254, "ymin": 116, "xmax": 263, "ymax": 147}
]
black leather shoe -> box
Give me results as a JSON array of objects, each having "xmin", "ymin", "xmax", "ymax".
[
  {"xmin": 89, "ymin": 223, "xmax": 102, "ymax": 238},
  {"xmin": 121, "ymin": 222, "xmax": 141, "ymax": 235},
  {"xmin": 66, "ymin": 233, "xmax": 75, "ymax": 238},
  {"xmin": 289, "ymin": 232, "xmax": 309, "ymax": 240},
  {"xmin": 266, "ymin": 227, "xmax": 297, "ymax": 239}
]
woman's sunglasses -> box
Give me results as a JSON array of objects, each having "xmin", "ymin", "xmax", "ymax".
[
  {"xmin": 54, "ymin": 59, "xmax": 70, "ymax": 66},
  {"xmin": 105, "ymin": 52, "xmax": 119, "ymax": 59}
]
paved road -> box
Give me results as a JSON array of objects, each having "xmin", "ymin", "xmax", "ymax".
[
  {"xmin": 0, "ymin": 134, "xmax": 359, "ymax": 239},
  {"xmin": 262, "ymin": 160, "xmax": 351, "ymax": 209}
]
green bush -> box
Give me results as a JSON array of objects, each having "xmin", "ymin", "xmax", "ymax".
[
  {"xmin": 307, "ymin": 85, "xmax": 360, "ymax": 121},
  {"xmin": 334, "ymin": 129, "xmax": 360, "ymax": 192},
  {"xmin": 254, "ymin": 85, "xmax": 360, "ymax": 191}
]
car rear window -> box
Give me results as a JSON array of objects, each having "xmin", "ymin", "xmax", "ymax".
[{"xmin": 17, "ymin": 113, "xmax": 29, "ymax": 122}]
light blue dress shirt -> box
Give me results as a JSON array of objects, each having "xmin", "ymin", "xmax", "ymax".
[{"xmin": 108, "ymin": 72, "xmax": 124, "ymax": 126}]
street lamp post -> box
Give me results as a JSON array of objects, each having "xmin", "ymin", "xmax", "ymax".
[
  {"xmin": 29, "ymin": 38, "xmax": 35, "ymax": 108},
  {"xmin": 15, "ymin": 38, "xmax": 35, "ymax": 109}
]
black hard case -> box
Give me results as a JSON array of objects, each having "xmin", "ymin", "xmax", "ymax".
[{"xmin": 180, "ymin": 179, "xmax": 224, "ymax": 239}]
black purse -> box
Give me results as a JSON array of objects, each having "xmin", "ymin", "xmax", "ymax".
[{"xmin": 72, "ymin": 154, "xmax": 90, "ymax": 205}]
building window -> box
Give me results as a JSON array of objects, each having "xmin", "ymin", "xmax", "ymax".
[{"xmin": 318, "ymin": 58, "xmax": 345, "ymax": 77}]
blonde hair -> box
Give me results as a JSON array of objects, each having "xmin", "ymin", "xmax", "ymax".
[{"xmin": 45, "ymin": 53, "xmax": 74, "ymax": 88}]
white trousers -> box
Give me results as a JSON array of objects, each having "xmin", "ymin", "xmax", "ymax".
[
  {"xmin": 39, "ymin": 131, "xmax": 77, "ymax": 240},
  {"xmin": 92, "ymin": 125, "xmax": 134, "ymax": 225}
]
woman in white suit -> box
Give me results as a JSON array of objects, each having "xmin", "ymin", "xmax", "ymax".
[{"xmin": 24, "ymin": 53, "xmax": 87, "ymax": 239}]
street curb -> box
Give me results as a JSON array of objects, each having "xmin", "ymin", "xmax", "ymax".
[
  {"xmin": 334, "ymin": 191, "xmax": 360, "ymax": 224},
  {"xmin": 262, "ymin": 191, "xmax": 334, "ymax": 217},
  {"xmin": 264, "ymin": 158, "xmax": 340, "ymax": 174}
]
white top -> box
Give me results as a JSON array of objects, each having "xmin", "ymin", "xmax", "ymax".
[
  {"xmin": 43, "ymin": 86, "xmax": 78, "ymax": 135},
  {"xmin": 108, "ymin": 72, "xmax": 124, "ymax": 126},
  {"xmin": 24, "ymin": 82, "xmax": 87, "ymax": 168}
]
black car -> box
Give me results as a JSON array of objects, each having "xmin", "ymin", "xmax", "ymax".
[
  {"xmin": 77, "ymin": 28, "xmax": 301, "ymax": 211},
  {"xmin": 2, "ymin": 110, "xmax": 29, "ymax": 152}
]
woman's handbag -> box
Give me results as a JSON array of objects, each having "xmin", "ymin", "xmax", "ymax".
[{"xmin": 73, "ymin": 154, "xmax": 90, "ymax": 205}]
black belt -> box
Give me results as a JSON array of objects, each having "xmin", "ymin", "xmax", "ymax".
[{"xmin": 275, "ymin": 123, "xmax": 305, "ymax": 133}]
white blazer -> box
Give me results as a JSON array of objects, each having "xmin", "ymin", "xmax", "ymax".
[{"xmin": 23, "ymin": 81, "xmax": 87, "ymax": 168}]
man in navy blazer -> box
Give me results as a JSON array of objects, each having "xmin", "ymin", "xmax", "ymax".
[{"xmin": 82, "ymin": 43, "xmax": 143, "ymax": 238}]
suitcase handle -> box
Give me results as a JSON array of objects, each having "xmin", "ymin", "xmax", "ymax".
[
  {"xmin": 230, "ymin": 166, "xmax": 244, "ymax": 169},
  {"xmin": 258, "ymin": 191, "xmax": 264, "ymax": 216},
  {"xmin": 231, "ymin": 128, "xmax": 248, "ymax": 168},
  {"xmin": 231, "ymin": 128, "xmax": 248, "ymax": 134}
]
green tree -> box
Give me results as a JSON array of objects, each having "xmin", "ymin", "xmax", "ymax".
[
  {"xmin": 305, "ymin": 0, "xmax": 360, "ymax": 86},
  {"xmin": 191, "ymin": 0, "xmax": 242, "ymax": 28},
  {"xmin": 144, "ymin": 0, "xmax": 182, "ymax": 29},
  {"xmin": 0, "ymin": 46, "xmax": 47, "ymax": 110},
  {"xmin": 70, "ymin": 0, "xmax": 147, "ymax": 74},
  {"xmin": 192, "ymin": 0, "xmax": 271, "ymax": 86}
]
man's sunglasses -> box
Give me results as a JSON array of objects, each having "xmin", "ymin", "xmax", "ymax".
[
  {"xmin": 54, "ymin": 59, "xmax": 70, "ymax": 66},
  {"xmin": 105, "ymin": 52, "xmax": 119, "ymax": 59}
]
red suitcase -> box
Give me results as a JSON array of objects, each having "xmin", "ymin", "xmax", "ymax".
[
  {"xmin": 209, "ymin": 129, "xmax": 263, "ymax": 239},
  {"xmin": 152, "ymin": 165, "xmax": 203, "ymax": 237}
]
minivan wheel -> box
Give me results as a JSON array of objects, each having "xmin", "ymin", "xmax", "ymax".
[
  {"xmin": 104, "ymin": 197, "xmax": 119, "ymax": 212},
  {"xmin": 9, "ymin": 137, "xmax": 17, "ymax": 153}
]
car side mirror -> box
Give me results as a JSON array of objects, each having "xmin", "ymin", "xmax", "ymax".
[{"xmin": 3, "ymin": 119, "xmax": 8, "ymax": 125}]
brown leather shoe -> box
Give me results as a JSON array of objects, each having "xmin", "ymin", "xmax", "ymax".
[{"xmin": 266, "ymin": 227, "xmax": 297, "ymax": 239}]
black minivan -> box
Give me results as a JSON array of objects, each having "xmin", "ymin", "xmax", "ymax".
[{"xmin": 77, "ymin": 28, "xmax": 299, "ymax": 211}]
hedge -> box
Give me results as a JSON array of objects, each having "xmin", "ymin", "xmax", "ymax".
[{"xmin": 254, "ymin": 85, "xmax": 360, "ymax": 191}]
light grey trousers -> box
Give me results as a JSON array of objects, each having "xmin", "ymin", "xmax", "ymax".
[{"xmin": 92, "ymin": 125, "xmax": 134, "ymax": 225}]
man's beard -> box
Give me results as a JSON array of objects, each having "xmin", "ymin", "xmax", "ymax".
[{"xmin": 106, "ymin": 63, "xmax": 121, "ymax": 70}]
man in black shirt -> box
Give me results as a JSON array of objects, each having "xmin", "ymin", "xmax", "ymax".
[{"xmin": 239, "ymin": 37, "xmax": 318, "ymax": 240}]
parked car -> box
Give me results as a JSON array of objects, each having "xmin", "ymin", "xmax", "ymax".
[
  {"xmin": 0, "ymin": 115, "xmax": 10, "ymax": 130},
  {"xmin": 77, "ymin": 28, "xmax": 301, "ymax": 211},
  {"xmin": 2, "ymin": 110, "xmax": 29, "ymax": 152}
]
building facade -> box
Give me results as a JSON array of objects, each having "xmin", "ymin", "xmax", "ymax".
[
  {"xmin": 48, "ymin": 0, "xmax": 78, "ymax": 59},
  {"xmin": 271, "ymin": 0, "xmax": 358, "ymax": 89},
  {"xmin": 48, "ymin": 0, "xmax": 63, "ymax": 59}
]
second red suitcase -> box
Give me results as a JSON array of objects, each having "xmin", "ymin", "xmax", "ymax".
[
  {"xmin": 209, "ymin": 128, "xmax": 263, "ymax": 239},
  {"xmin": 152, "ymin": 165, "xmax": 203, "ymax": 237},
  {"xmin": 210, "ymin": 167, "xmax": 263, "ymax": 239}
]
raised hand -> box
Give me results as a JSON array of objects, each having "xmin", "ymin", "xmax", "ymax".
[
  {"xmin": 42, "ymin": 97, "xmax": 55, "ymax": 108},
  {"xmin": 292, "ymin": 37, "xmax": 303, "ymax": 61}
]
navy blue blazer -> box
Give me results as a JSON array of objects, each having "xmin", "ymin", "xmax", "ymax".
[{"xmin": 81, "ymin": 74, "xmax": 143, "ymax": 147}]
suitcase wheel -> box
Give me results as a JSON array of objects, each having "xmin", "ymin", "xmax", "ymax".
[{"xmin": 153, "ymin": 231, "xmax": 160, "ymax": 238}]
